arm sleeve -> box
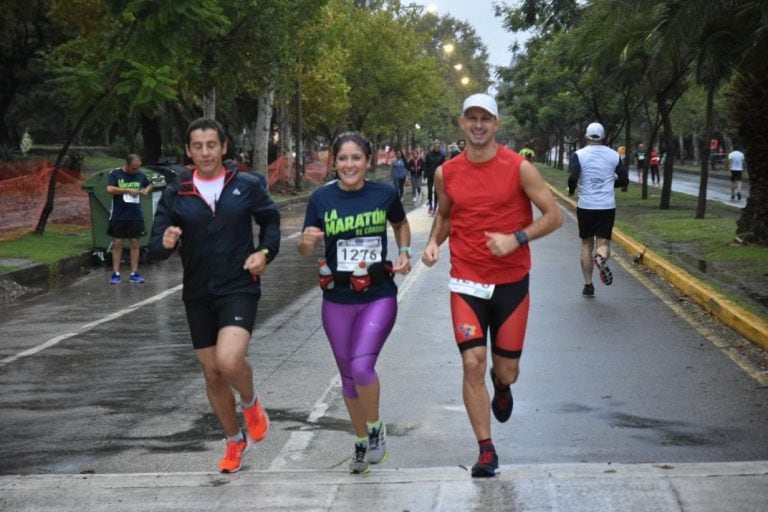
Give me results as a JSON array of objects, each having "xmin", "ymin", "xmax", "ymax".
[
  {"xmin": 252, "ymin": 185, "xmax": 281, "ymax": 264},
  {"xmin": 614, "ymin": 158, "xmax": 629, "ymax": 188},
  {"xmin": 567, "ymin": 153, "xmax": 581, "ymax": 195},
  {"xmin": 387, "ymin": 189, "xmax": 407, "ymax": 224}
]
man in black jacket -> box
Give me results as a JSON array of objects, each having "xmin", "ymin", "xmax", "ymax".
[
  {"xmin": 424, "ymin": 139, "xmax": 445, "ymax": 215},
  {"xmin": 149, "ymin": 117, "xmax": 280, "ymax": 473}
]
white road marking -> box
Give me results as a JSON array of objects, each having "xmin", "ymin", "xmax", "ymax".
[
  {"xmin": 0, "ymin": 284, "xmax": 183, "ymax": 368},
  {"xmin": 268, "ymin": 376, "xmax": 341, "ymax": 470}
]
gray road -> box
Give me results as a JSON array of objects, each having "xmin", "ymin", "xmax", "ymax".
[
  {"xmin": 634, "ymin": 170, "xmax": 749, "ymax": 205},
  {"xmin": 1, "ymin": 192, "xmax": 767, "ymax": 478}
]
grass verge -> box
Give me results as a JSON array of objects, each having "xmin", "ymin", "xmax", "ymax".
[
  {"xmin": 539, "ymin": 164, "xmax": 768, "ymax": 319},
  {"xmin": 0, "ymin": 224, "xmax": 91, "ymax": 265}
]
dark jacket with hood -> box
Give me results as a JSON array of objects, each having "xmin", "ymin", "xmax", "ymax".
[{"xmin": 149, "ymin": 163, "xmax": 280, "ymax": 301}]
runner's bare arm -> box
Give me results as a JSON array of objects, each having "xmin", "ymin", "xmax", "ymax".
[{"xmin": 519, "ymin": 160, "xmax": 563, "ymax": 241}]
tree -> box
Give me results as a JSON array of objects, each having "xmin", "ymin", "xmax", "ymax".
[
  {"xmin": 730, "ymin": 61, "xmax": 768, "ymax": 242},
  {"xmin": 35, "ymin": 0, "xmax": 230, "ymax": 234},
  {"xmin": 0, "ymin": 0, "xmax": 67, "ymax": 146}
]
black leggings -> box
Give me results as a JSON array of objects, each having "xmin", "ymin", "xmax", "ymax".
[{"xmin": 426, "ymin": 173, "xmax": 437, "ymax": 210}]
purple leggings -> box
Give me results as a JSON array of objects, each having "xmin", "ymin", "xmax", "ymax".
[{"xmin": 321, "ymin": 297, "xmax": 397, "ymax": 398}]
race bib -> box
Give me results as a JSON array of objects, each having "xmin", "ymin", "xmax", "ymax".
[
  {"xmin": 123, "ymin": 193, "xmax": 140, "ymax": 204},
  {"xmin": 449, "ymin": 278, "xmax": 495, "ymax": 299},
  {"xmin": 336, "ymin": 237, "xmax": 383, "ymax": 271}
]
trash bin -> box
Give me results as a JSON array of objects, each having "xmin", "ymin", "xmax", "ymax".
[{"xmin": 81, "ymin": 168, "xmax": 166, "ymax": 257}]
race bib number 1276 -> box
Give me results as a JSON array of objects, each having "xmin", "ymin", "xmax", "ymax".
[{"xmin": 336, "ymin": 237, "xmax": 383, "ymax": 271}]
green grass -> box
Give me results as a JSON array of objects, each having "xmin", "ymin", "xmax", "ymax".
[
  {"xmin": 0, "ymin": 224, "xmax": 91, "ymax": 264},
  {"xmin": 83, "ymin": 154, "xmax": 122, "ymax": 174},
  {"xmin": 539, "ymin": 164, "xmax": 768, "ymax": 317}
]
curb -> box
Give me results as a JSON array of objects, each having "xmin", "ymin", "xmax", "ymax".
[
  {"xmin": 0, "ymin": 252, "xmax": 92, "ymax": 289},
  {"xmin": 549, "ymin": 185, "xmax": 768, "ymax": 352}
]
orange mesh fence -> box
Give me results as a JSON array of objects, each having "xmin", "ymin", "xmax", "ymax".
[
  {"xmin": 0, "ymin": 159, "xmax": 89, "ymax": 242},
  {"xmin": 266, "ymin": 152, "xmax": 330, "ymax": 193},
  {"xmin": 0, "ymin": 152, "xmax": 332, "ymax": 243}
]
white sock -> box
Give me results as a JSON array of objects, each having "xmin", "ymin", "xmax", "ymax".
[{"xmin": 227, "ymin": 430, "xmax": 245, "ymax": 443}]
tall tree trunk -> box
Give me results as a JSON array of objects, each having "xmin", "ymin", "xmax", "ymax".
[
  {"xmin": 678, "ymin": 133, "xmax": 685, "ymax": 162},
  {"xmin": 695, "ymin": 84, "xmax": 715, "ymax": 219},
  {"xmin": 253, "ymin": 87, "xmax": 274, "ymax": 176},
  {"xmin": 732, "ymin": 69, "xmax": 768, "ymax": 243},
  {"xmin": 692, "ymin": 131, "xmax": 699, "ymax": 163},
  {"xmin": 202, "ymin": 88, "xmax": 216, "ymax": 119},
  {"xmin": 278, "ymin": 99, "xmax": 291, "ymax": 156},
  {"xmin": 294, "ymin": 79, "xmax": 304, "ymax": 191},
  {"xmin": 659, "ymin": 104, "xmax": 675, "ymax": 210},
  {"xmin": 140, "ymin": 113, "xmax": 162, "ymax": 164},
  {"xmin": 622, "ymin": 96, "xmax": 631, "ymax": 193}
]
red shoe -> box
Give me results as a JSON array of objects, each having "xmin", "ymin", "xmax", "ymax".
[
  {"xmin": 218, "ymin": 434, "xmax": 250, "ymax": 473},
  {"xmin": 243, "ymin": 400, "xmax": 270, "ymax": 442},
  {"xmin": 471, "ymin": 446, "xmax": 499, "ymax": 477}
]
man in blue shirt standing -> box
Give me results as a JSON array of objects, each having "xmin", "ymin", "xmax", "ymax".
[{"xmin": 106, "ymin": 154, "xmax": 152, "ymax": 284}]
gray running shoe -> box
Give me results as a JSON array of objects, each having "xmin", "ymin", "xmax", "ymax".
[
  {"xmin": 582, "ymin": 283, "xmax": 595, "ymax": 298},
  {"xmin": 594, "ymin": 254, "xmax": 613, "ymax": 285},
  {"xmin": 367, "ymin": 422, "xmax": 387, "ymax": 464},
  {"xmin": 349, "ymin": 442, "xmax": 369, "ymax": 474}
]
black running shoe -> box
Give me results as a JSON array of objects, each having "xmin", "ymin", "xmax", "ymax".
[
  {"xmin": 490, "ymin": 368, "xmax": 513, "ymax": 423},
  {"xmin": 471, "ymin": 446, "xmax": 499, "ymax": 478},
  {"xmin": 582, "ymin": 283, "xmax": 595, "ymax": 298}
]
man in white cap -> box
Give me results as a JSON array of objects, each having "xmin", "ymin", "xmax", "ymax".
[
  {"xmin": 568, "ymin": 122, "xmax": 629, "ymax": 298},
  {"xmin": 421, "ymin": 93, "xmax": 563, "ymax": 477}
]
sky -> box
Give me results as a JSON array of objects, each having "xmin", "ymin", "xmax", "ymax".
[{"xmin": 409, "ymin": 0, "xmax": 525, "ymax": 70}]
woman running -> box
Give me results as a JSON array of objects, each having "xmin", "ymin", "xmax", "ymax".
[{"xmin": 298, "ymin": 132, "xmax": 411, "ymax": 474}]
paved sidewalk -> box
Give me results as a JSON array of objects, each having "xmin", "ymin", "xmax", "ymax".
[{"xmin": 1, "ymin": 461, "xmax": 767, "ymax": 511}]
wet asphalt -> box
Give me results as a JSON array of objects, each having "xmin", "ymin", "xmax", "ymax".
[{"xmin": 0, "ymin": 179, "xmax": 767, "ymax": 491}]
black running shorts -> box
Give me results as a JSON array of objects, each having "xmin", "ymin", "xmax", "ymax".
[
  {"xmin": 576, "ymin": 207, "xmax": 616, "ymax": 240},
  {"xmin": 184, "ymin": 294, "xmax": 260, "ymax": 349},
  {"xmin": 107, "ymin": 220, "xmax": 146, "ymax": 239},
  {"xmin": 449, "ymin": 275, "xmax": 530, "ymax": 359}
]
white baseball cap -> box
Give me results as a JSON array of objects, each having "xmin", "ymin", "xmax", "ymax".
[
  {"xmin": 585, "ymin": 122, "xmax": 605, "ymax": 140},
  {"xmin": 462, "ymin": 93, "xmax": 498, "ymax": 117}
]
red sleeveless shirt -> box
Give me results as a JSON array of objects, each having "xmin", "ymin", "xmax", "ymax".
[{"xmin": 442, "ymin": 145, "xmax": 532, "ymax": 285}]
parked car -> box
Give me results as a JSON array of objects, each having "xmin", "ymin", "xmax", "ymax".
[{"xmin": 143, "ymin": 163, "xmax": 190, "ymax": 185}]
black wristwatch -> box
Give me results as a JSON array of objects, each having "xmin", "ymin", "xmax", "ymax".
[{"xmin": 514, "ymin": 230, "xmax": 529, "ymax": 246}]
